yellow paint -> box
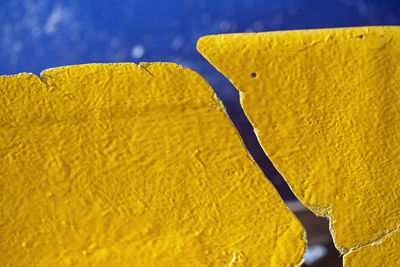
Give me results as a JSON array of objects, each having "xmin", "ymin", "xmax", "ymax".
[
  {"xmin": 344, "ymin": 226, "xmax": 400, "ymax": 266},
  {"xmin": 198, "ymin": 26, "xmax": 400, "ymax": 261},
  {"xmin": 0, "ymin": 63, "xmax": 305, "ymax": 266}
]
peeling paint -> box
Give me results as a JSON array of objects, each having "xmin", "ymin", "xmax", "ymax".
[
  {"xmin": 0, "ymin": 63, "xmax": 305, "ymax": 266},
  {"xmin": 344, "ymin": 224, "xmax": 400, "ymax": 266},
  {"xmin": 198, "ymin": 26, "xmax": 400, "ymax": 265}
]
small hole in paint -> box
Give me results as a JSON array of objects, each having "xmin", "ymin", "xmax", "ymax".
[
  {"xmin": 359, "ymin": 35, "xmax": 364, "ymax": 39},
  {"xmin": 251, "ymin": 72, "xmax": 257, "ymax": 78}
]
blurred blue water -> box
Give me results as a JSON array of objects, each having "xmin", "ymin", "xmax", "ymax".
[{"xmin": 1, "ymin": 0, "xmax": 399, "ymax": 78}]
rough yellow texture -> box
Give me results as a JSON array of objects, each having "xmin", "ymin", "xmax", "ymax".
[
  {"xmin": 0, "ymin": 63, "xmax": 305, "ymax": 266},
  {"xmin": 198, "ymin": 26, "xmax": 400, "ymax": 260},
  {"xmin": 344, "ymin": 226, "xmax": 400, "ymax": 266}
]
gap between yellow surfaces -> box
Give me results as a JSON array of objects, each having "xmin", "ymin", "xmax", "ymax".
[{"xmin": 197, "ymin": 26, "xmax": 400, "ymax": 266}]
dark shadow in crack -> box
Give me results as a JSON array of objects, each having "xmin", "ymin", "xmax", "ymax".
[
  {"xmin": 194, "ymin": 60, "xmax": 342, "ymax": 266},
  {"xmin": 223, "ymin": 96, "xmax": 297, "ymax": 200},
  {"xmin": 220, "ymin": 85, "xmax": 343, "ymax": 267}
]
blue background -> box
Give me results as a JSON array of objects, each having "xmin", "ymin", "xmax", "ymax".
[
  {"xmin": 1, "ymin": 0, "xmax": 399, "ymax": 101},
  {"xmin": 1, "ymin": 1, "xmax": 399, "ymax": 265},
  {"xmin": 1, "ymin": 0, "xmax": 399, "ymax": 199},
  {"xmin": 2, "ymin": 0, "xmax": 399, "ymax": 82}
]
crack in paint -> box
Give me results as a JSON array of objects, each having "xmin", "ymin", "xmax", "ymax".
[{"xmin": 345, "ymin": 223, "xmax": 400, "ymax": 254}]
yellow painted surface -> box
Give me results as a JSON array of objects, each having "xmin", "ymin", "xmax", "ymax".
[
  {"xmin": 198, "ymin": 26, "xmax": 400, "ymax": 260},
  {"xmin": 344, "ymin": 226, "xmax": 400, "ymax": 266},
  {"xmin": 0, "ymin": 63, "xmax": 305, "ymax": 266}
]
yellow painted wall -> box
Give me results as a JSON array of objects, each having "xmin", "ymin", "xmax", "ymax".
[
  {"xmin": 3, "ymin": 26, "xmax": 399, "ymax": 266},
  {"xmin": 0, "ymin": 63, "xmax": 305, "ymax": 266},
  {"xmin": 344, "ymin": 226, "xmax": 400, "ymax": 266},
  {"xmin": 198, "ymin": 26, "xmax": 400, "ymax": 265}
]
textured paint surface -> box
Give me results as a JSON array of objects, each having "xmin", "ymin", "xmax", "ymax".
[
  {"xmin": 198, "ymin": 26, "xmax": 400, "ymax": 261},
  {"xmin": 344, "ymin": 226, "xmax": 400, "ymax": 266},
  {"xmin": 0, "ymin": 63, "xmax": 305, "ymax": 266}
]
